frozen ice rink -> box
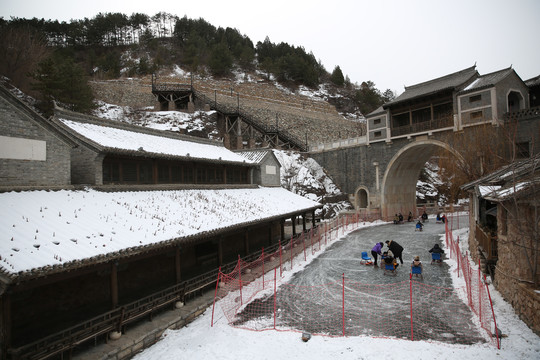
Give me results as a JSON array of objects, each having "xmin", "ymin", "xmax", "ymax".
[{"xmin": 236, "ymin": 215, "xmax": 486, "ymax": 343}]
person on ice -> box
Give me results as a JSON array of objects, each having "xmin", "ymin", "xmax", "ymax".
[
  {"xmin": 415, "ymin": 220, "xmax": 424, "ymax": 231},
  {"xmin": 382, "ymin": 251, "xmax": 398, "ymax": 269},
  {"xmin": 385, "ymin": 240, "xmax": 404, "ymax": 264},
  {"xmin": 429, "ymin": 243, "xmax": 444, "ymax": 263},
  {"xmin": 421, "ymin": 211, "xmax": 428, "ymax": 222},
  {"xmin": 371, "ymin": 242, "xmax": 384, "ymax": 266},
  {"xmin": 411, "ymin": 255, "xmax": 423, "ymax": 278}
]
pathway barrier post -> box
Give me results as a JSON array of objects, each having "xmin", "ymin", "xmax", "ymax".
[
  {"xmin": 409, "ymin": 273, "xmax": 414, "ymax": 341},
  {"xmin": 342, "ymin": 273, "xmax": 345, "ymax": 336},
  {"xmin": 279, "ymin": 240, "xmax": 283, "ymax": 277},
  {"xmin": 211, "ymin": 267, "xmax": 221, "ymax": 327},
  {"xmin": 273, "ymin": 268, "xmax": 277, "ymax": 330},
  {"xmin": 484, "ymin": 274, "xmax": 500, "ymax": 349},
  {"xmin": 238, "ymin": 255, "xmax": 243, "ymax": 306}
]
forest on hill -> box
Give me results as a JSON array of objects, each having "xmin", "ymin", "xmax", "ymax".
[{"xmin": 0, "ymin": 12, "xmax": 395, "ymax": 116}]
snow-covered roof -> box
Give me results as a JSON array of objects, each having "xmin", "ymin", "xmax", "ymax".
[
  {"xmin": 461, "ymin": 154, "xmax": 540, "ymax": 191},
  {"xmin": 478, "ymin": 185, "xmax": 501, "ymax": 197},
  {"xmin": 0, "ymin": 187, "xmax": 321, "ymax": 281},
  {"xmin": 483, "ymin": 180, "xmax": 540, "ymax": 202},
  {"xmin": 234, "ymin": 149, "xmax": 276, "ymax": 164},
  {"xmin": 58, "ymin": 118, "xmax": 251, "ymax": 164}
]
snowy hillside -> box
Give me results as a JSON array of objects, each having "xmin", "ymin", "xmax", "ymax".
[{"xmin": 272, "ymin": 149, "xmax": 352, "ymax": 218}]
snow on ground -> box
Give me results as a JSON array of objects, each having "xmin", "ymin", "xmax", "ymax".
[
  {"xmin": 132, "ymin": 217, "xmax": 540, "ymax": 360},
  {"xmin": 0, "ymin": 187, "xmax": 319, "ymax": 276},
  {"xmin": 93, "ymin": 101, "xmax": 217, "ymax": 135}
]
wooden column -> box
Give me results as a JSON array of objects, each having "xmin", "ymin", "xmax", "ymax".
[
  {"xmin": 291, "ymin": 216, "xmax": 296, "ymax": 236},
  {"xmin": 243, "ymin": 229, "xmax": 250, "ymax": 256},
  {"xmin": 302, "ymin": 212, "xmax": 307, "ymax": 232},
  {"xmin": 268, "ymin": 222, "xmax": 273, "ymax": 246},
  {"xmin": 1, "ymin": 292, "xmax": 12, "ymax": 359},
  {"xmin": 110, "ymin": 262, "xmax": 118, "ymax": 309},
  {"xmin": 175, "ymin": 247, "xmax": 182, "ymax": 284},
  {"xmin": 312, "ymin": 210, "xmax": 316, "ymax": 229},
  {"xmin": 218, "ymin": 237, "xmax": 223, "ymax": 266},
  {"xmin": 280, "ymin": 219, "xmax": 285, "ymax": 241}
]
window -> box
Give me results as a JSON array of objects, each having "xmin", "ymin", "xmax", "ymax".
[
  {"xmin": 470, "ymin": 111, "xmax": 483, "ymax": 120},
  {"xmin": 158, "ymin": 164, "xmax": 170, "ymax": 183},
  {"xmin": 374, "ymin": 131, "xmax": 382, "ymax": 137},
  {"xmin": 516, "ymin": 142, "xmax": 530, "ymax": 158},
  {"xmin": 411, "ymin": 107, "xmax": 431, "ymax": 123},
  {"xmin": 469, "ymin": 94, "xmax": 481, "ymax": 102},
  {"xmin": 171, "ymin": 165, "xmax": 182, "ymax": 182},
  {"xmin": 374, "ymin": 118, "xmax": 381, "ymax": 125},
  {"xmin": 123, "ymin": 162, "xmax": 137, "ymax": 182}
]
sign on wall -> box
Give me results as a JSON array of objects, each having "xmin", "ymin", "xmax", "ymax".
[{"xmin": 0, "ymin": 135, "xmax": 46, "ymax": 161}]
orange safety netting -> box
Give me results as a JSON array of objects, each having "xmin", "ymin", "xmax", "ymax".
[{"xmin": 212, "ymin": 213, "xmax": 499, "ymax": 349}]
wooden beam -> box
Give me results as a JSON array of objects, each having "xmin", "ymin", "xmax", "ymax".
[
  {"xmin": 175, "ymin": 247, "xmax": 181, "ymax": 284},
  {"xmin": 0, "ymin": 293, "xmax": 12, "ymax": 359},
  {"xmin": 243, "ymin": 229, "xmax": 249, "ymax": 255},
  {"xmin": 110, "ymin": 262, "xmax": 118, "ymax": 309},
  {"xmin": 218, "ymin": 237, "xmax": 223, "ymax": 266}
]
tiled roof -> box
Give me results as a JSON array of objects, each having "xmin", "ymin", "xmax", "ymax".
[
  {"xmin": 525, "ymin": 75, "xmax": 540, "ymax": 87},
  {"xmin": 383, "ymin": 66, "xmax": 478, "ymax": 108},
  {"xmin": 460, "ymin": 67, "xmax": 514, "ymax": 94}
]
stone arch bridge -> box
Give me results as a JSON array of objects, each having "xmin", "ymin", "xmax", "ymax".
[{"xmin": 309, "ymin": 134, "xmax": 461, "ymax": 220}]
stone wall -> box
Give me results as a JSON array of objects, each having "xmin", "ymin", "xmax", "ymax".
[{"xmin": 89, "ymin": 78, "xmax": 155, "ymax": 109}]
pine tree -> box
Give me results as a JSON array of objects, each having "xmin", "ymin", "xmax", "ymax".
[
  {"xmin": 32, "ymin": 55, "xmax": 95, "ymax": 115},
  {"xmin": 330, "ymin": 65, "xmax": 345, "ymax": 86}
]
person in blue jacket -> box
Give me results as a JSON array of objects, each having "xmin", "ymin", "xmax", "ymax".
[{"xmin": 371, "ymin": 242, "xmax": 384, "ymax": 266}]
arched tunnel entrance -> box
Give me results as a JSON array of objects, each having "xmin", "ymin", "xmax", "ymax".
[{"xmin": 381, "ymin": 140, "xmax": 460, "ymax": 219}]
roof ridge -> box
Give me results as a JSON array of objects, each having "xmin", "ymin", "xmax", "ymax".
[{"xmin": 404, "ymin": 65, "xmax": 477, "ymax": 90}]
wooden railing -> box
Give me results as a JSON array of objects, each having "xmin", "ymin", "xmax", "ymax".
[
  {"xmin": 475, "ymin": 223, "xmax": 498, "ymax": 260},
  {"xmin": 391, "ymin": 116, "xmax": 454, "ymax": 137},
  {"xmin": 6, "ymin": 229, "xmax": 307, "ymax": 360}
]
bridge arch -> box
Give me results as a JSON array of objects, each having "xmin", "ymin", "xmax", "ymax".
[{"xmin": 380, "ymin": 139, "xmax": 463, "ymax": 219}]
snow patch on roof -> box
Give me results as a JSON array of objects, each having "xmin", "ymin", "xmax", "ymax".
[
  {"xmin": 478, "ymin": 185, "xmax": 501, "ymax": 197},
  {"xmin": 0, "ymin": 187, "xmax": 320, "ymax": 276}
]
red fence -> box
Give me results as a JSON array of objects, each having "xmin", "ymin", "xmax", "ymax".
[
  {"xmin": 212, "ymin": 212, "xmax": 499, "ymax": 348},
  {"xmin": 445, "ymin": 214, "xmax": 500, "ymax": 348}
]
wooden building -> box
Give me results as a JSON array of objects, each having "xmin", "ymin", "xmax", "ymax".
[
  {"xmin": 461, "ymin": 154, "xmax": 540, "ymax": 334},
  {"xmin": 0, "ymin": 98, "xmax": 322, "ymax": 359}
]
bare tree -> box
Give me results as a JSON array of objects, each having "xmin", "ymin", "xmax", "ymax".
[{"xmin": 436, "ymin": 123, "xmax": 512, "ymax": 204}]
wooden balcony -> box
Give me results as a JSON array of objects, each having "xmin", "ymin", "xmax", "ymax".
[
  {"xmin": 475, "ymin": 223, "xmax": 498, "ymax": 260},
  {"xmin": 391, "ymin": 116, "xmax": 454, "ymax": 137}
]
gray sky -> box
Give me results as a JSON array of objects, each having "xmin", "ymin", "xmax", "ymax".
[{"xmin": 2, "ymin": 0, "xmax": 539, "ymax": 95}]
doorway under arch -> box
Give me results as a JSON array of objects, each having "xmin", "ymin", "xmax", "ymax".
[{"xmin": 354, "ymin": 187, "xmax": 369, "ymax": 209}]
